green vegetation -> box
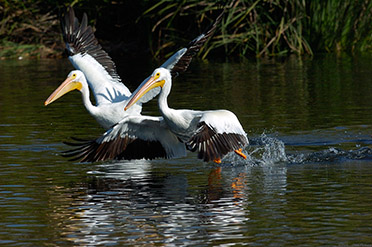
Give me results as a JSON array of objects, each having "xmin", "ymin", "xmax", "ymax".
[
  {"xmin": 0, "ymin": 39, "xmax": 57, "ymax": 59},
  {"xmin": 1, "ymin": 0, "xmax": 372, "ymax": 59},
  {"xmin": 0, "ymin": 0, "xmax": 63, "ymax": 59},
  {"xmin": 309, "ymin": 0, "xmax": 372, "ymax": 53},
  {"xmin": 143, "ymin": 0, "xmax": 372, "ymax": 57},
  {"xmin": 142, "ymin": 0, "xmax": 313, "ymax": 57}
]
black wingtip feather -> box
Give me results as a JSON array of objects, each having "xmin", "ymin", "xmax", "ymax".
[
  {"xmin": 62, "ymin": 136, "xmax": 169, "ymax": 163},
  {"xmin": 60, "ymin": 6, "xmax": 122, "ymax": 82},
  {"xmin": 170, "ymin": 9, "xmax": 225, "ymax": 77},
  {"xmin": 186, "ymin": 122, "xmax": 248, "ymax": 162}
]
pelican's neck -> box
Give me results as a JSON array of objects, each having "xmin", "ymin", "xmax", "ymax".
[
  {"xmin": 158, "ymin": 77, "xmax": 172, "ymax": 117},
  {"xmin": 80, "ymin": 77, "xmax": 97, "ymax": 115},
  {"xmin": 157, "ymin": 75, "xmax": 190, "ymax": 137}
]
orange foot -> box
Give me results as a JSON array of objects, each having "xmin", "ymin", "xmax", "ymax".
[
  {"xmin": 213, "ymin": 158, "xmax": 221, "ymax": 164},
  {"xmin": 234, "ymin": 148, "xmax": 247, "ymax": 159}
]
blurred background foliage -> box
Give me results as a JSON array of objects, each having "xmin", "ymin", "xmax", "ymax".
[{"xmin": 1, "ymin": 0, "xmax": 372, "ymax": 59}]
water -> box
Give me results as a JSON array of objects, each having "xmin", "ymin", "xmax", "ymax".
[{"xmin": 0, "ymin": 55, "xmax": 372, "ymax": 246}]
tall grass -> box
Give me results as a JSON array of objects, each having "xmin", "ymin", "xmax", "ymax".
[
  {"xmin": 309, "ymin": 0, "xmax": 372, "ymax": 53},
  {"xmin": 142, "ymin": 0, "xmax": 372, "ymax": 58},
  {"xmin": 1, "ymin": 0, "xmax": 372, "ymax": 59}
]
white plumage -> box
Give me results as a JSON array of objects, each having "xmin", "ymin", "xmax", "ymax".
[
  {"xmin": 44, "ymin": 8, "xmax": 188, "ymax": 129},
  {"xmin": 45, "ymin": 7, "xmax": 224, "ymax": 162},
  {"xmin": 125, "ymin": 67, "xmax": 249, "ymax": 163},
  {"xmin": 45, "ymin": 70, "xmax": 142, "ymax": 129},
  {"xmin": 68, "ymin": 53, "xmax": 132, "ymax": 104}
]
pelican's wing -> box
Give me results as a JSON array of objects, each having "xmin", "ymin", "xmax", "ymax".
[
  {"xmin": 161, "ymin": 9, "xmax": 224, "ymax": 77},
  {"xmin": 135, "ymin": 10, "xmax": 224, "ymax": 105},
  {"xmin": 61, "ymin": 7, "xmax": 131, "ymax": 104},
  {"xmin": 62, "ymin": 115, "xmax": 186, "ymax": 162},
  {"xmin": 186, "ymin": 110, "xmax": 248, "ymax": 162}
]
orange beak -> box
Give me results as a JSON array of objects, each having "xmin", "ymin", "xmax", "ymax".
[
  {"xmin": 124, "ymin": 74, "xmax": 164, "ymax": 111},
  {"xmin": 44, "ymin": 76, "xmax": 82, "ymax": 106}
]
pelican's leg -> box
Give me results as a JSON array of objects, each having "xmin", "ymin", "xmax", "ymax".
[
  {"xmin": 234, "ymin": 148, "xmax": 247, "ymax": 159},
  {"xmin": 213, "ymin": 158, "xmax": 222, "ymax": 164}
]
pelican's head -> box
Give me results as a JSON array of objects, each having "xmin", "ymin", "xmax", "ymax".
[
  {"xmin": 124, "ymin": 68, "xmax": 170, "ymax": 111},
  {"xmin": 44, "ymin": 70, "xmax": 85, "ymax": 106}
]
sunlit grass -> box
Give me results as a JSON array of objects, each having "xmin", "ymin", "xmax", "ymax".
[{"xmin": 0, "ymin": 40, "xmax": 59, "ymax": 59}]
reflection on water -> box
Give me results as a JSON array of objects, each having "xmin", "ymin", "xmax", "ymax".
[
  {"xmin": 33, "ymin": 159, "xmax": 372, "ymax": 246},
  {"xmin": 44, "ymin": 160, "xmax": 289, "ymax": 246},
  {"xmin": 1, "ymin": 55, "xmax": 372, "ymax": 245}
]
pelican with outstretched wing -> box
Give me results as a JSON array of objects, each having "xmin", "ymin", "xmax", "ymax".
[
  {"xmin": 45, "ymin": 7, "xmax": 186, "ymax": 129},
  {"xmin": 124, "ymin": 67, "xmax": 249, "ymax": 163},
  {"xmin": 48, "ymin": 7, "xmax": 224, "ymax": 162}
]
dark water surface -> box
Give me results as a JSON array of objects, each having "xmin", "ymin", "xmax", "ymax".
[{"xmin": 0, "ymin": 55, "xmax": 372, "ymax": 246}]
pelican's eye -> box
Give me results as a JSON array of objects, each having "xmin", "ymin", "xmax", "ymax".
[
  {"xmin": 156, "ymin": 72, "xmax": 160, "ymax": 77},
  {"xmin": 72, "ymin": 73, "xmax": 77, "ymax": 78}
]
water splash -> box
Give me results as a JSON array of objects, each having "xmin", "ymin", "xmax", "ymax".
[
  {"xmin": 223, "ymin": 133, "xmax": 372, "ymax": 166},
  {"xmin": 224, "ymin": 133, "xmax": 288, "ymax": 166}
]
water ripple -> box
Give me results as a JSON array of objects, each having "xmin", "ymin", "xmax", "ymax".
[{"xmin": 224, "ymin": 133, "xmax": 372, "ymax": 166}]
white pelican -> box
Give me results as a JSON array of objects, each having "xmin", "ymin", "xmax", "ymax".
[
  {"xmin": 45, "ymin": 7, "xmax": 188, "ymax": 129},
  {"xmin": 49, "ymin": 7, "xmax": 224, "ymax": 162},
  {"xmin": 124, "ymin": 67, "xmax": 249, "ymax": 163}
]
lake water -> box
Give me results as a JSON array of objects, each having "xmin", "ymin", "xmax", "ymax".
[{"xmin": 0, "ymin": 55, "xmax": 372, "ymax": 246}]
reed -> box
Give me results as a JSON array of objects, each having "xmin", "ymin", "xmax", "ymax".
[
  {"xmin": 309, "ymin": 0, "xmax": 372, "ymax": 53},
  {"xmin": 141, "ymin": 0, "xmax": 311, "ymax": 57},
  {"xmin": 141, "ymin": 0, "xmax": 372, "ymax": 58},
  {"xmin": 1, "ymin": 0, "xmax": 371, "ymax": 59}
]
